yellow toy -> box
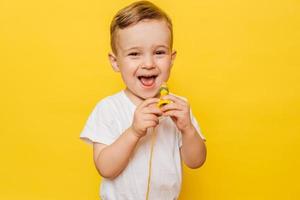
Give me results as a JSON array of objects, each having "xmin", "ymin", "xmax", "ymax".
[{"xmin": 157, "ymin": 82, "xmax": 172, "ymax": 108}]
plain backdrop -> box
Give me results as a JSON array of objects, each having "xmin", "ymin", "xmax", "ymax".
[{"xmin": 1, "ymin": 0, "xmax": 299, "ymax": 199}]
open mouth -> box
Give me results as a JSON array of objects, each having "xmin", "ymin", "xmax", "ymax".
[{"xmin": 137, "ymin": 75, "xmax": 158, "ymax": 87}]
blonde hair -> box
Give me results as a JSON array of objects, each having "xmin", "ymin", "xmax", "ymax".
[{"xmin": 110, "ymin": 1, "xmax": 173, "ymax": 55}]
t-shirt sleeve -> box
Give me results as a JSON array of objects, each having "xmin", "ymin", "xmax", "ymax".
[
  {"xmin": 80, "ymin": 100, "xmax": 119, "ymax": 146},
  {"xmin": 178, "ymin": 109, "xmax": 206, "ymax": 147}
]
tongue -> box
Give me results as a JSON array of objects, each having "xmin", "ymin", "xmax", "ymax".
[{"xmin": 140, "ymin": 77, "xmax": 155, "ymax": 87}]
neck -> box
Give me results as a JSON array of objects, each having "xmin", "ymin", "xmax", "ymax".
[{"xmin": 124, "ymin": 88, "xmax": 143, "ymax": 106}]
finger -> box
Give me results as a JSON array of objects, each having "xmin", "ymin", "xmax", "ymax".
[
  {"xmin": 139, "ymin": 98, "xmax": 160, "ymax": 108},
  {"xmin": 162, "ymin": 94, "xmax": 188, "ymax": 106},
  {"xmin": 143, "ymin": 106, "xmax": 163, "ymax": 115},
  {"xmin": 143, "ymin": 114, "xmax": 159, "ymax": 123},
  {"xmin": 160, "ymin": 102, "xmax": 184, "ymax": 112},
  {"xmin": 163, "ymin": 110, "xmax": 183, "ymax": 118},
  {"xmin": 144, "ymin": 120, "xmax": 159, "ymax": 129}
]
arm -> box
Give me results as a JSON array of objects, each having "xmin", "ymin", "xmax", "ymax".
[
  {"xmin": 93, "ymin": 126, "xmax": 140, "ymax": 179},
  {"xmin": 180, "ymin": 125, "xmax": 207, "ymax": 169},
  {"xmin": 161, "ymin": 94, "xmax": 207, "ymax": 169},
  {"xmin": 93, "ymin": 98, "xmax": 162, "ymax": 179}
]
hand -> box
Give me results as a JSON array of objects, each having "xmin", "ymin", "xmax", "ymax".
[
  {"xmin": 160, "ymin": 94, "xmax": 194, "ymax": 133},
  {"xmin": 131, "ymin": 98, "xmax": 163, "ymax": 138}
]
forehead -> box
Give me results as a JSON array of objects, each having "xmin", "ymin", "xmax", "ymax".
[{"xmin": 115, "ymin": 19, "xmax": 171, "ymax": 51}]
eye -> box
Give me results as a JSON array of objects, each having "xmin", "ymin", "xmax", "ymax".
[
  {"xmin": 128, "ymin": 52, "xmax": 139, "ymax": 56},
  {"xmin": 155, "ymin": 50, "xmax": 166, "ymax": 55}
]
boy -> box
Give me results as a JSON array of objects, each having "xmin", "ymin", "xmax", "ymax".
[{"xmin": 80, "ymin": 1, "xmax": 207, "ymax": 199}]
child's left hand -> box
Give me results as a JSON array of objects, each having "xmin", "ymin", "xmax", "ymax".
[{"xmin": 160, "ymin": 94, "xmax": 193, "ymax": 133}]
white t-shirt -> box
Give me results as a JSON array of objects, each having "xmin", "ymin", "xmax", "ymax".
[{"xmin": 80, "ymin": 90, "xmax": 205, "ymax": 200}]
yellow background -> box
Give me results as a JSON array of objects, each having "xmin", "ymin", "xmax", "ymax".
[{"xmin": 1, "ymin": 0, "xmax": 299, "ymax": 199}]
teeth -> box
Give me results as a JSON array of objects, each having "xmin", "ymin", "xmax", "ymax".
[{"xmin": 138, "ymin": 75, "xmax": 157, "ymax": 79}]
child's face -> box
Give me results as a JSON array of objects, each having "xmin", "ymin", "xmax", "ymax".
[{"xmin": 109, "ymin": 19, "xmax": 176, "ymax": 102}]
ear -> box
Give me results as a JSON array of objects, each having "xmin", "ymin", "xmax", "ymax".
[
  {"xmin": 170, "ymin": 50, "xmax": 177, "ymax": 67},
  {"xmin": 108, "ymin": 52, "xmax": 120, "ymax": 72}
]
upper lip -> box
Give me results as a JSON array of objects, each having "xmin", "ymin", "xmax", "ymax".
[{"xmin": 137, "ymin": 74, "xmax": 158, "ymax": 78}]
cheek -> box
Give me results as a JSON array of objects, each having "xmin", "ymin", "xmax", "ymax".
[
  {"xmin": 120, "ymin": 60, "xmax": 140, "ymax": 74},
  {"xmin": 156, "ymin": 58, "xmax": 172, "ymax": 71}
]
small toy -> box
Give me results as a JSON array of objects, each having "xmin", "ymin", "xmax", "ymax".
[{"xmin": 157, "ymin": 82, "xmax": 172, "ymax": 108}]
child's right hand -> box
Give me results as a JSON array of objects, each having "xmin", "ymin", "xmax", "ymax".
[{"xmin": 131, "ymin": 98, "xmax": 162, "ymax": 138}]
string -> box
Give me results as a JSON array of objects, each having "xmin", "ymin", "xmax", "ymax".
[{"xmin": 145, "ymin": 126, "xmax": 158, "ymax": 200}]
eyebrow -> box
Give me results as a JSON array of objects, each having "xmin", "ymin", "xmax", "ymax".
[
  {"xmin": 125, "ymin": 45, "xmax": 169, "ymax": 51},
  {"xmin": 155, "ymin": 45, "xmax": 169, "ymax": 49},
  {"xmin": 125, "ymin": 47, "xmax": 141, "ymax": 51}
]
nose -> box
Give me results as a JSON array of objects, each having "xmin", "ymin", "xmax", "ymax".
[{"xmin": 141, "ymin": 54, "xmax": 155, "ymax": 69}]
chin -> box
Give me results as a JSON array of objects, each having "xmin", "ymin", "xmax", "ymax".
[{"xmin": 140, "ymin": 93, "xmax": 154, "ymax": 99}]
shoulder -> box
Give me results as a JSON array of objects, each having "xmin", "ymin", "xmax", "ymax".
[
  {"xmin": 95, "ymin": 91, "xmax": 125, "ymax": 109},
  {"xmin": 93, "ymin": 90, "xmax": 130, "ymax": 117}
]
